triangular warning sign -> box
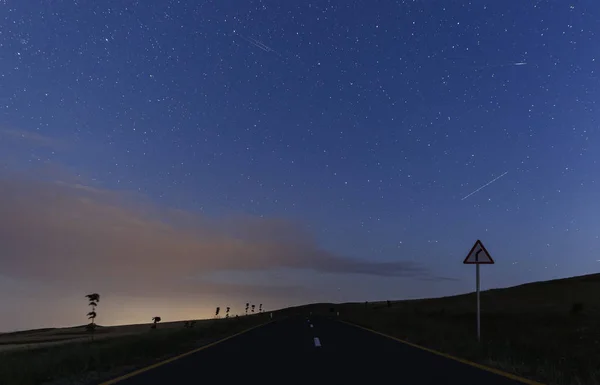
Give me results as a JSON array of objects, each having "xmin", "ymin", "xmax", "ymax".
[{"xmin": 463, "ymin": 240, "xmax": 494, "ymax": 264}]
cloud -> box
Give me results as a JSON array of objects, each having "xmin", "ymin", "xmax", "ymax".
[
  {"xmin": 0, "ymin": 171, "xmax": 438, "ymax": 298},
  {"xmin": 172, "ymin": 281, "xmax": 312, "ymax": 298}
]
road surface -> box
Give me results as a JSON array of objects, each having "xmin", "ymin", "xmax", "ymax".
[{"xmin": 106, "ymin": 316, "xmax": 536, "ymax": 385}]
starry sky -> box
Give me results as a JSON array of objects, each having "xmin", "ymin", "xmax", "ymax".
[{"xmin": 0, "ymin": 0, "xmax": 599, "ymax": 331}]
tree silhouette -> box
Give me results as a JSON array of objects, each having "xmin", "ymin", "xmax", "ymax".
[
  {"xmin": 259, "ymin": 304, "xmax": 263, "ymax": 313},
  {"xmin": 85, "ymin": 293, "xmax": 100, "ymax": 337},
  {"xmin": 245, "ymin": 303, "xmax": 249, "ymax": 316},
  {"xmin": 226, "ymin": 307, "xmax": 230, "ymax": 318},
  {"xmin": 251, "ymin": 304, "xmax": 255, "ymax": 313},
  {"xmin": 215, "ymin": 307, "xmax": 220, "ymax": 318},
  {"xmin": 151, "ymin": 316, "xmax": 161, "ymax": 329}
]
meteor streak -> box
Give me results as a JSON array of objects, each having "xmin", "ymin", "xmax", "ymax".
[{"xmin": 461, "ymin": 171, "xmax": 509, "ymax": 201}]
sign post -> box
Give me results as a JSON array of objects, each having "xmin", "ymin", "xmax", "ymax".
[
  {"xmin": 476, "ymin": 263, "xmax": 480, "ymax": 342},
  {"xmin": 463, "ymin": 239, "xmax": 494, "ymax": 342}
]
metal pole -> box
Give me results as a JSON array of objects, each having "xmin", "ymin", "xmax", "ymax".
[{"xmin": 476, "ymin": 263, "xmax": 481, "ymax": 342}]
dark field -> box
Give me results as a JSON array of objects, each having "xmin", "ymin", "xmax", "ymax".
[{"xmin": 0, "ymin": 315, "xmax": 269, "ymax": 385}]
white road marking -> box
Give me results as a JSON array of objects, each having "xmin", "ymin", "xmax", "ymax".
[{"xmin": 314, "ymin": 337, "xmax": 321, "ymax": 347}]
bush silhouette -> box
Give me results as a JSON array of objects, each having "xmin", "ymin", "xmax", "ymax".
[
  {"xmin": 184, "ymin": 320, "xmax": 196, "ymax": 328},
  {"xmin": 571, "ymin": 302, "xmax": 584, "ymax": 315}
]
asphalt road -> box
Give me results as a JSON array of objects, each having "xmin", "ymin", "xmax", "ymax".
[{"xmin": 107, "ymin": 316, "xmax": 534, "ymax": 385}]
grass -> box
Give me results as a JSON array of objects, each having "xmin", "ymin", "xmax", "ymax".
[
  {"xmin": 326, "ymin": 273, "xmax": 600, "ymax": 385},
  {"xmin": 0, "ymin": 336, "xmax": 84, "ymax": 346},
  {"xmin": 0, "ymin": 315, "xmax": 268, "ymax": 385}
]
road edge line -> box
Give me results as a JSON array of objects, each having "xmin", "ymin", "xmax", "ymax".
[
  {"xmin": 99, "ymin": 321, "xmax": 273, "ymax": 385},
  {"xmin": 338, "ymin": 320, "xmax": 546, "ymax": 385}
]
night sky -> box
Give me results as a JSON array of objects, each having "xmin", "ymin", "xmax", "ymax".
[{"xmin": 1, "ymin": 0, "xmax": 599, "ymax": 331}]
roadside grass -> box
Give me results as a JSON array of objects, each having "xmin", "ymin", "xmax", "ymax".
[
  {"xmin": 0, "ymin": 316, "xmax": 268, "ymax": 385},
  {"xmin": 0, "ymin": 336, "xmax": 84, "ymax": 346},
  {"xmin": 337, "ymin": 296, "xmax": 600, "ymax": 385}
]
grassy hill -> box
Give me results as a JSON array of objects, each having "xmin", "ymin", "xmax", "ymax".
[{"xmin": 0, "ymin": 320, "xmax": 217, "ymax": 349}]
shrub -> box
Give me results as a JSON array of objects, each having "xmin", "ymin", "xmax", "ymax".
[{"xmin": 570, "ymin": 302, "xmax": 584, "ymax": 315}]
